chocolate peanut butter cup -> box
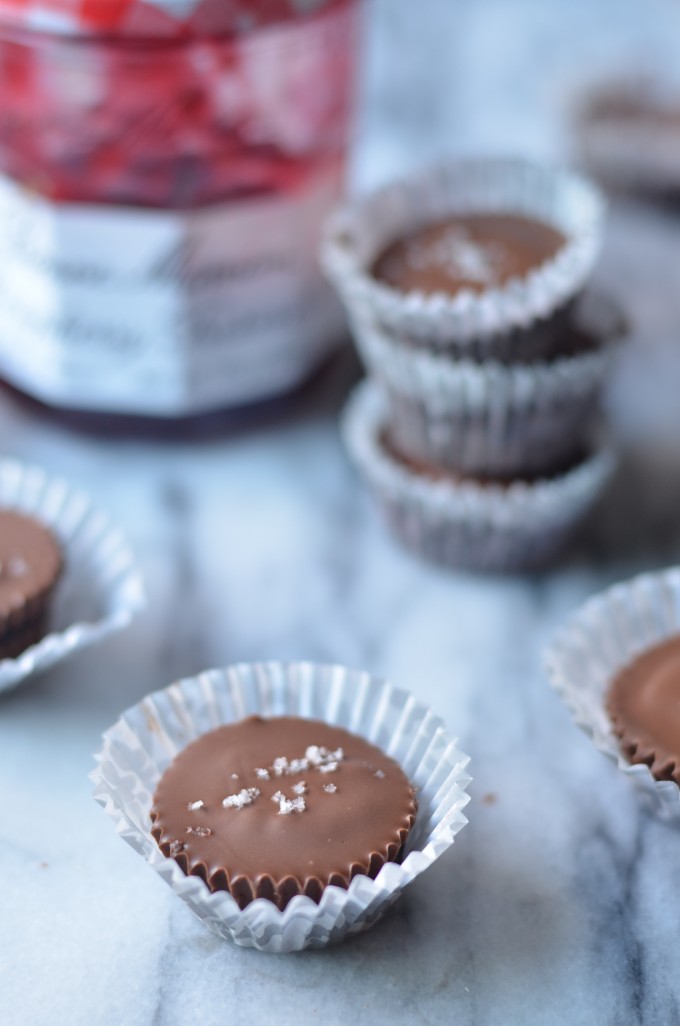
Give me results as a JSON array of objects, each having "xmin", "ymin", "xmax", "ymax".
[
  {"xmin": 546, "ymin": 566, "xmax": 680, "ymax": 820},
  {"xmin": 94, "ymin": 662, "xmax": 471, "ymax": 951},
  {"xmin": 0, "ymin": 510, "xmax": 62, "ymax": 658},
  {"xmin": 151, "ymin": 715, "xmax": 417, "ymax": 910},
  {"xmin": 343, "ymin": 380, "xmax": 615, "ymax": 573},
  {"xmin": 323, "ymin": 157, "xmax": 604, "ymax": 361},
  {"xmin": 354, "ymin": 291, "xmax": 623, "ymax": 480},
  {"xmin": 607, "ymin": 635, "xmax": 680, "ymax": 783},
  {"xmin": 0, "ymin": 457, "xmax": 144, "ymax": 697},
  {"xmin": 575, "ymin": 78, "xmax": 680, "ymax": 197}
]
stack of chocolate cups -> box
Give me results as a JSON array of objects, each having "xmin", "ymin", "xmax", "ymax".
[{"xmin": 323, "ymin": 157, "xmax": 622, "ymax": 572}]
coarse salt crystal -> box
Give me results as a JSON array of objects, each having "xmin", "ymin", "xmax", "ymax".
[
  {"xmin": 186, "ymin": 825, "xmax": 212, "ymax": 837},
  {"xmin": 271, "ymin": 791, "xmax": 306, "ymax": 816},
  {"xmin": 8, "ymin": 556, "xmax": 28, "ymax": 577},
  {"xmin": 305, "ymin": 745, "xmax": 344, "ymax": 770},
  {"xmin": 323, "ymin": 783, "xmax": 337, "ymax": 794},
  {"xmin": 279, "ymin": 796, "xmax": 306, "ymax": 816},
  {"xmin": 292, "ymin": 781, "xmax": 307, "ymax": 796},
  {"xmin": 187, "ymin": 799, "xmax": 204, "ymax": 811},
  {"xmin": 263, "ymin": 746, "xmax": 345, "ymax": 783},
  {"xmin": 222, "ymin": 787, "xmax": 260, "ymax": 809}
]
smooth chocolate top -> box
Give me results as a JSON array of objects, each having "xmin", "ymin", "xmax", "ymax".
[
  {"xmin": 151, "ymin": 716, "xmax": 417, "ymax": 909},
  {"xmin": 586, "ymin": 90, "xmax": 680, "ymax": 129},
  {"xmin": 0, "ymin": 510, "xmax": 62, "ymax": 629},
  {"xmin": 607, "ymin": 634, "xmax": 680, "ymax": 780},
  {"xmin": 372, "ymin": 213, "xmax": 566, "ymax": 297}
]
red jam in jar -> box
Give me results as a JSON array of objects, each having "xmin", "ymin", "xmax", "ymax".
[{"xmin": 0, "ymin": 0, "xmax": 359, "ymax": 419}]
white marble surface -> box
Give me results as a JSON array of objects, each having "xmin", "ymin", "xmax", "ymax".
[{"xmin": 3, "ymin": 1, "xmax": 680, "ymax": 1024}]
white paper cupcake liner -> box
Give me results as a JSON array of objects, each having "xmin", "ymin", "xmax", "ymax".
[
  {"xmin": 351, "ymin": 293, "xmax": 622, "ymax": 478},
  {"xmin": 0, "ymin": 457, "xmax": 145, "ymax": 695},
  {"xmin": 92, "ymin": 661, "xmax": 471, "ymax": 953},
  {"xmin": 342, "ymin": 381, "xmax": 616, "ymax": 573},
  {"xmin": 323, "ymin": 157, "xmax": 604, "ymax": 357},
  {"xmin": 545, "ymin": 565, "xmax": 680, "ymax": 820}
]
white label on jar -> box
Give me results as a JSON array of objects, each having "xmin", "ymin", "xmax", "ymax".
[{"xmin": 0, "ymin": 167, "xmax": 345, "ymax": 415}]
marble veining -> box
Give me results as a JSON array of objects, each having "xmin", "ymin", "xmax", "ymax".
[{"xmin": 2, "ymin": 1, "xmax": 680, "ymax": 1024}]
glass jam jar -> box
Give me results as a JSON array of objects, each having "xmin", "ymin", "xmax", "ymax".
[{"xmin": 0, "ymin": 0, "xmax": 359, "ymax": 419}]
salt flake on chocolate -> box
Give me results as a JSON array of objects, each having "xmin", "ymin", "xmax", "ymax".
[
  {"xmin": 292, "ymin": 781, "xmax": 307, "ymax": 795},
  {"xmin": 271, "ymin": 790, "xmax": 306, "ymax": 815},
  {"xmin": 271, "ymin": 756, "xmax": 289, "ymax": 777},
  {"xmin": 255, "ymin": 767, "xmax": 270, "ymax": 780},
  {"xmin": 304, "ymin": 745, "xmax": 323, "ymax": 766},
  {"xmin": 168, "ymin": 839, "xmax": 185, "ymax": 856},
  {"xmin": 375, "ymin": 770, "xmax": 386, "ymax": 779},
  {"xmin": 186, "ymin": 825, "xmax": 212, "ymax": 837},
  {"xmin": 187, "ymin": 799, "xmax": 204, "ymax": 811},
  {"xmin": 305, "ymin": 745, "xmax": 344, "ymax": 772},
  {"xmin": 222, "ymin": 787, "xmax": 260, "ymax": 809},
  {"xmin": 265, "ymin": 748, "xmax": 344, "ymax": 780},
  {"xmin": 279, "ymin": 796, "xmax": 306, "ymax": 816},
  {"xmin": 8, "ymin": 556, "xmax": 28, "ymax": 577},
  {"xmin": 323, "ymin": 783, "xmax": 337, "ymax": 794}
]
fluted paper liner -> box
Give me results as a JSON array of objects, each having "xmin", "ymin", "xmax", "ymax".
[
  {"xmin": 343, "ymin": 381, "xmax": 616, "ymax": 573},
  {"xmin": 92, "ymin": 662, "xmax": 471, "ymax": 952},
  {"xmin": 352, "ymin": 293, "xmax": 622, "ymax": 477},
  {"xmin": 0, "ymin": 457, "xmax": 145, "ymax": 695},
  {"xmin": 545, "ymin": 565, "xmax": 680, "ymax": 820},
  {"xmin": 323, "ymin": 157, "xmax": 604, "ymax": 355}
]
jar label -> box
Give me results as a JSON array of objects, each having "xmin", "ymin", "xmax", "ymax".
[{"xmin": 0, "ymin": 167, "xmax": 345, "ymax": 415}]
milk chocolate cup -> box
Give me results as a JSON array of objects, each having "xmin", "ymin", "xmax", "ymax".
[
  {"xmin": 342, "ymin": 381, "xmax": 615, "ymax": 574},
  {"xmin": 0, "ymin": 457, "xmax": 145, "ymax": 694},
  {"xmin": 545, "ymin": 565, "xmax": 680, "ymax": 821},
  {"xmin": 92, "ymin": 662, "xmax": 471, "ymax": 953},
  {"xmin": 353, "ymin": 292, "xmax": 624, "ymax": 479},
  {"xmin": 149, "ymin": 715, "xmax": 418, "ymax": 911},
  {"xmin": 0, "ymin": 510, "xmax": 62, "ymax": 653},
  {"xmin": 574, "ymin": 78, "xmax": 680, "ymax": 196},
  {"xmin": 323, "ymin": 157, "xmax": 605, "ymax": 362}
]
